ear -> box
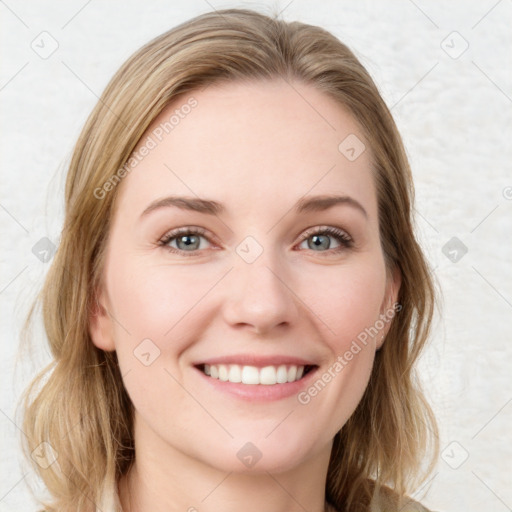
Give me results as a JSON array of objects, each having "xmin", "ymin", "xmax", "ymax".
[
  {"xmin": 89, "ymin": 283, "xmax": 116, "ymax": 352},
  {"xmin": 376, "ymin": 265, "xmax": 402, "ymax": 350}
]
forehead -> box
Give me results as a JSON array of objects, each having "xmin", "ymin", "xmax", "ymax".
[{"xmin": 114, "ymin": 78, "xmax": 377, "ymax": 222}]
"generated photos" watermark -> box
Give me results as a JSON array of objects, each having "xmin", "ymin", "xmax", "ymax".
[
  {"xmin": 93, "ymin": 96, "xmax": 198, "ymax": 200},
  {"xmin": 297, "ymin": 302, "xmax": 402, "ymax": 405}
]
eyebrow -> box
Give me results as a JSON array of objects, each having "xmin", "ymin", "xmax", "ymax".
[{"xmin": 140, "ymin": 194, "xmax": 368, "ymax": 219}]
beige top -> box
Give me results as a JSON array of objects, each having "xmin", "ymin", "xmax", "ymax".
[{"xmin": 370, "ymin": 492, "xmax": 434, "ymax": 512}]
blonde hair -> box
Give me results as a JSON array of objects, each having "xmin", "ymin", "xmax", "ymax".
[{"xmin": 18, "ymin": 7, "xmax": 439, "ymax": 511}]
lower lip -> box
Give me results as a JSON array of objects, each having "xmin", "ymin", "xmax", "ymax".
[{"xmin": 193, "ymin": 366, "xmax": 319, "ymax": 402}]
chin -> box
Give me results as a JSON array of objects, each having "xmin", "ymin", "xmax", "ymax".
[{"xmin": 200, "ymin": 431, "xmax": 325, "ymax": 475}]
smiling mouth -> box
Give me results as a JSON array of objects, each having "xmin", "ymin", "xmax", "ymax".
[{"xmin": 195, "ymin": 363, "xmax": 317, "ymax": 385}]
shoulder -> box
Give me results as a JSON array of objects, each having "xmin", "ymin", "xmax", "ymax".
[
  {"xmin": 326, "ymin": 485, "xmax": 439, "ymax": 512},
  {"xmin": 370, "ymin": 486, "xmax": 437, "ymax": 512}
]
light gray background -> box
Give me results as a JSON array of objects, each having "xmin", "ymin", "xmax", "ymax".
[{"xmin": 1, "ymin": 1, "xmax": 511, "ymax": 511}]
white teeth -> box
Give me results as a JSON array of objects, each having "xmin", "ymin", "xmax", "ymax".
[
  {"xmin": 287, "ymin": 365, "xmax": 297, "ymax": 382},
  {"xmin": 260, "ymin": 366, "xmax": 277, "ymax": 385},
  {"xmin": 228, "ymin": 364, "xmax": 242, "ymax": 383},
  {"xmin": 201, "ymin": 364, "xmax": 308, "ymax": 385},
  {"xmin": 276, "ymin": 365, "xmax": 288, "ymax": 384},
  {"xmin": 218, "ymin": 364, "xmax": 229, "ymax": 381},
  {"xmin": 241, "ymin": 366, "xmax": 259, "ymax": 385}
]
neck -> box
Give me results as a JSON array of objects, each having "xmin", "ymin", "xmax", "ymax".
[{"xmin": 119, "ymin": 415, "xmax": 334, "ymax": 512}]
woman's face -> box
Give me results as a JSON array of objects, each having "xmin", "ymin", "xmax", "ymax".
[{"xmin": 90, "ymin": 79, "xmax": 400, "ymax": 474}]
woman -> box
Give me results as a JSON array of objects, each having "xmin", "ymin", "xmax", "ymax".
[{"xmin": 20, "ymin": 8, "xmax": 439, "ymax": 512}]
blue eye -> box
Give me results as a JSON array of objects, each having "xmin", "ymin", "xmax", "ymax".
[
  {"xmin": 297, "ymin": 226, "xmax": 353, "ymax": 253},
  {"xmin": 158, "ymin": 225, "xmax": 353, "ymax": 256},
  {"xmin": 159, "ymin": 227, "xmax": 211, "ymax": 254}
]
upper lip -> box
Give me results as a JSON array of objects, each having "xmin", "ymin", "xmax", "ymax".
[{"xmin": 194, "ymin": 354, "xmax": 318, "ymax": 368}]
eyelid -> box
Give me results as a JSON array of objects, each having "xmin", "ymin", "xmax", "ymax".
[
  {"xmin": 159, "ymin": 225, "xmax": 215, "ymax": 243},
  {"xmin": 298, "ymin": 225, "xmax": 352, "ymax": 242}
]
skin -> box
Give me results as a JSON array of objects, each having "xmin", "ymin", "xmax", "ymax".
[{"xmin": 90, "ymin": 78, "xmax": 400, "ymax": 512}]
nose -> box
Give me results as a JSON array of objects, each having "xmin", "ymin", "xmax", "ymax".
[{"xmin": 222, "ymin": 251, "xmax": 300, "ymax": 336}]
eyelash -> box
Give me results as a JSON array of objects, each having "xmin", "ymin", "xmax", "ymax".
[{"xmin": 158, "ymin": 225, "xmax": 353, "ymax": 257}]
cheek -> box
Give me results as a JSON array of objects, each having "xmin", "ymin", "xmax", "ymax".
[
  {"xmin": 104, "ymin": 260, "xmax": 208, "ymax": 424},
  {"xmin": 106, "ymin": 257, "xmax": 223, "ymax": 356},
  {"xmin": 302, "ymin": 260, "xmax": 386, "ymax": 349},
  {"xmin": 294, "ymin": 261, "xmax": 386, "ymax": 423}
]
